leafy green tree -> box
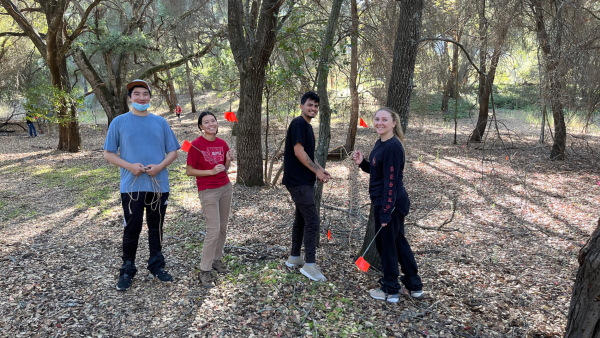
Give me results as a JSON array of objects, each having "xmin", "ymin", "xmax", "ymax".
[{"xmin": 0, "ymin": 0, "xmax": 102, "ymax": 151}]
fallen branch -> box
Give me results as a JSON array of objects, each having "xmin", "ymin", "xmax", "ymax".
[
  {"xmin": 408, "ymin": 198, "xmax": 460, "ymax": 232},
  {"xmin": 224, "ymin": 245, "xmax": 255, "ymax": 253},
  {"xmin": 322, "ymin": 203, "xmax": 367, "ymax": 221}
]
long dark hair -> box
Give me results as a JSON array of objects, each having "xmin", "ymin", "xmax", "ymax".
[{"xmin": 197, "ymin": 111, "xmax": 218, "ymax": 134}]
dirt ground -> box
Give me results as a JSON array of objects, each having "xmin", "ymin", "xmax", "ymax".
[{"xmin": 0, "ymin": 107, "xmax": 598, "ymax": 338}]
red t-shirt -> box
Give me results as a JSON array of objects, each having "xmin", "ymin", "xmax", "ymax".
[
  {"xmin": 186, "ymin": 136, "xmax": 230, "ymax": 191},
  {"xmin": 175, "ymin": 106, "xmax": 181, "ymax": 114}
]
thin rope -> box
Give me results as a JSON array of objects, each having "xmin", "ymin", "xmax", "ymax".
[{"xmin": 126, "ymin": 174, "xmax": 165, "ymax": 247}]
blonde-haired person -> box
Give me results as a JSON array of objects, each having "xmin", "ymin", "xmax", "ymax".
[{"xmin": 352, "ymin": 107, "xmax": 423, "ymax": 302}]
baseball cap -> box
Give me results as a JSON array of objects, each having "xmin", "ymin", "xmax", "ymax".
[{"xmin": 127, "ymin": 79, "xmax": 151, "ymax": 94}]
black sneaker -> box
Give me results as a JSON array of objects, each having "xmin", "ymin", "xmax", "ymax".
[
  {"xmin": 153, "ymin": 268, "xmax": 173, "ymax": 283},
  {"xmin": 117, "ymin": 261, "xmax": 137, "ymax": 291}
]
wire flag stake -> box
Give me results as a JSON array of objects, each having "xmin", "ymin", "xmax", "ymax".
[{"xmin": 355, "ymin": 226, "xmax": 383, "ymax": 272}]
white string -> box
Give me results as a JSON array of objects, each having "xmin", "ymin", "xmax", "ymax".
[{"xmin": 126, "ymin": 174, "xmax": 165, "ymax": 247}]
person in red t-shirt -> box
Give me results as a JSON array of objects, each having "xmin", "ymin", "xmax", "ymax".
[
  {"xmin": 175, "ymin": 104, "xmax": 182, "ymax": 122},
  {"xmin": 186, "ymin": 111, "xmax": 232, "ymax": 288}
]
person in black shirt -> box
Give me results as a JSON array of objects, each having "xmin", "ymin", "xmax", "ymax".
[
  {"xmin": 353, "ymin": 107, "xmax": 423, "ymax": 302},
  {"xmin": 282, "ymin": 91, "xmax": 331, "ymax": 282}
]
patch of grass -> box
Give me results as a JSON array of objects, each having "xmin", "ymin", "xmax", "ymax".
[
  {"xmin": 32, "ymin": 164, "xmax": 119, "ymax": 208},
  {"xmin": 0, "ymin": 163, "xmax": 23, "ymax": 175}
]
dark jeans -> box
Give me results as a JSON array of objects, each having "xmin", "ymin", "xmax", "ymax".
[
  {"xmin": 286, "ymin": 185, "xmax": 319, "ymax": 264},
  {"xmin": 374, "ymin": 205, "xmax": 422, "ymax": 294},
  {"xmin": 28, "ymin": 123, "xmax": 37, "ymax": 137},
  {"xmin": 121, "ymin": 192, "xmax": 169, "ymax": 274}
]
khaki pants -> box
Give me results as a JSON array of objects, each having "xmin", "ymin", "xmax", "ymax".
[{"xmin": 198, "ymin": 182, "xmax": 232, "ymax": 271}]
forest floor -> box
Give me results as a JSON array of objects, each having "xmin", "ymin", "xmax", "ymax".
[{"xmin": 0, "ymin": 107, "xmax": 598, "ymax": 338}]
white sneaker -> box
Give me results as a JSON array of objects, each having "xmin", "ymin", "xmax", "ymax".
[
  {"xmin": 369, "ymin": 288, "xmax": 400, "ymax": 303},
  {"xmin": 401, "ymin": 286, "xmax": 424, "ymax": 299},
  {"xmin": 300, "ymin": 264, "xmax": 326, "ymax": 281},
  {"xmin": 285, "ymin": 256, "xmax": 305, "ymax": 268}
]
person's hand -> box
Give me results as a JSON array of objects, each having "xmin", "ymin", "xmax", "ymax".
[
  {"xmin": 381, "ymin": 223, "xmax": 387, "ymax": 227},
  {"xmin": 352, "ymin": 150, "xmax": 363, "ymax": 165},
  {"xmin": 144, "ymin": 164, "xmax": 162, "ymax": 177},
  {"xmin": 317, "ymin": 170, "xmax": 330, "ymax": 183},
  {"xmin": 129, "ymin": 163, "xmax": 146, "ymax": 176},
  {"xmin": 212, "ymin": 164, "xmax": 226, "ymax": 175}
]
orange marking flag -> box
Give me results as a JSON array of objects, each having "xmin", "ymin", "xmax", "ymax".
[
  {"xmin": 327, "ymin": 229, "xmax": 331, "ymax": 240},
  {"xmin": 225, "ymin": 111, "xmax": 238, "ymax": 122},
  {"xmin": 181, "ymin": 140, "xmax": 192, "ymax": 152},
  {"xmin": 359, "ymin": 118, "xmax": 368, "ymax": 128},
  {"xmin": 355, "ymin": 256, "xmax": 370, "ymax": 272}
]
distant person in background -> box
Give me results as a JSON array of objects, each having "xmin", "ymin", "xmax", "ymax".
[
  {"xmin": 26, "ymin": 112, "xmax": 37, "ymax": 137},
  {"xmin": 175, "ymin": 104, "xmax": 182, "ymax": 122}
]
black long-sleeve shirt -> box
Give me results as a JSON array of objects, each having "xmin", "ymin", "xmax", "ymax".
[{"xmin": 359, "ymin": 137, "xmax": 410, "ymax": 224}]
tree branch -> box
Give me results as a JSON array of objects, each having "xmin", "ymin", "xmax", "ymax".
[
  {"xmin": 58, "ymin": 0, "xmax": 102, "ymax": 59},
  {"xmin": 0, "ymin": 0, "xmax": 47, "ymax": 58},
  {"xmin": 135, "ymin": 36, "xmax": 220, "ymax": 80},
  {"xmin": 0, "ymin": 31, "xmax": 46, "ymax": 38},
  {"xmin": 20, "ymin": 7, "xmax": 43, "ymax": 13},
  {"xmin": 418, "ymin": 37, "xmax": 485, "ymax": 77}
]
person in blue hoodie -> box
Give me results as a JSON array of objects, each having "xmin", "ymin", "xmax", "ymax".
[{"xmin": 352, "ymin": 107, "xmax": 423, "ymax": 302}]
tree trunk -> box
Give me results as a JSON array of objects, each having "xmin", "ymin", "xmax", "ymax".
[
  {"xmin": 236, "ymin": 71, "xmax": 267, "ymax": 186},
  {"xmin": 227, "ymin": 0, "xmax": 285, "ymax": 186},
  {"xmin": 564, "ymin": 218, "xmax": 600, "ymax": 338},
  {"xmin": 357, "ymin": 204, "xmax": 382, "ymax": 270},
  {"xmin": 385, "ymin": 0, "xmax": 425, "ymax": 132},
  {"xmin": 166, "ymin": 69, "xmax": 178, "ymax": 113},
  {"xmin": 469, "ymin": 0, "xmax": 512, "ymax": 143},
  {"xmin": 314, "ymin": 0, "xmax": 344, "ymax": 222},
  {"xmin": 470, "ymin": 0, "xmax": 489, "ymax": 142},
  {"xmin": 48, "ymin": 42, "xmax": 81, "ymax": 152},
  {"xmin": 530, "ymin": 0, "xmax": 566, "ymax": 160},
  {"xmin": 264, "ymin": 87, "xmax": 270, "ymax": 183},
  {"xmin": 442, "ymin": 39, "xmax": 460, "ymax": 112},
  {"xmin": 344, "ymin": 0, "xmax": 359, "ymax": 154},
  {"xmin": 185, "ymin": 61, "xmax": 197, "ymax": 113},
  {"xmin": 73, "ymin": 48, "xmax": 124, "ymax": 125},
  {"xmin": 441, "ymin": 42, "xmax": 452, "ymax": 112}
]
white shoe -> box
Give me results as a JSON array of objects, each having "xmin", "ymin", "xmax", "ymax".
[
  {"xmin": 285, "ymin": 256, "xmax": 305, "ymax": 268},
  {"xmin": 300, "ymin": 264, "xmax": 326, "ymax": 281}
]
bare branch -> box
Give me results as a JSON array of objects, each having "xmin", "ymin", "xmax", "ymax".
[
  {"xmin": 0, "ymin": 0, "xmax": 46, "ymax": 58},
  {"xmin": 58, "ymin": 0, "xmax": 102, "ymax": 59},
  {"xmin": 135, "ymin": 35, "xmax": 220, "ymax": 80}
]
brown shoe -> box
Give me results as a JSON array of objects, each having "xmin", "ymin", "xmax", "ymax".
[
  {"xmin": 212, "ymin": 260, "xmax": 231, "ymax": 274},
  {"xmin": 198, "ymin": 270, "xmax": 214, "ymax": 288}
]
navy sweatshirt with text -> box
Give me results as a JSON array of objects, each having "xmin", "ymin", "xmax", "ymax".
[{"xmin": 359, "ymin": 137, "xmax": 410, "ymax": 224}]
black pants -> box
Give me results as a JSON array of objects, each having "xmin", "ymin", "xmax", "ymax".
[
  {"xmin": 121, "ymin": 192, "xmax": 169, "ymax": 273},
  {"xmin": 286, "ymin": 185, "xmax": 319, "ymax": 264},
  {"xmin": 374, "ymin": 205, "xmax": 422, "ymax": 294}
]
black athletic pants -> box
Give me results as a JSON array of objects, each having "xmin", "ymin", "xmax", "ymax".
[
  {"xmin": 121, "ymin": 192, "xmax": 169, "ymax": 274},
  {"xmin": 374, "ymin": 205, "xmax": 422, "ymax": 294},
  {"xmin": 286, "ymin": 185, "xmax": 319, "ymax": 264}
]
